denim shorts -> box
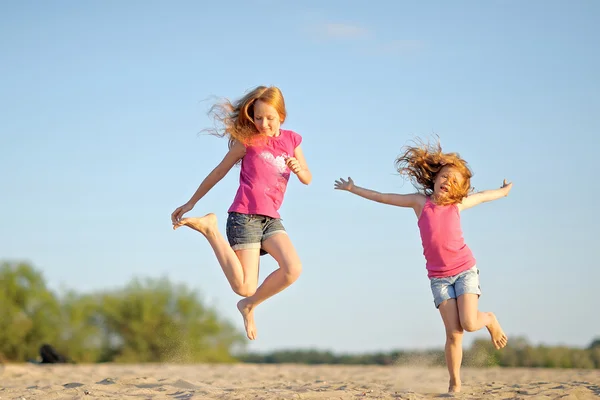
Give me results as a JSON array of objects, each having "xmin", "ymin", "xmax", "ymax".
[
  {"xmin": 226, "ymin": 212, "xmax": 286, "ymax": 256},
  {"xmin": 430, "ymin": 265, "xmax": 481, "ymax": 308}
]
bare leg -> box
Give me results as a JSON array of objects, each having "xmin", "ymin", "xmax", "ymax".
[
  {"xmin": 457, "ymin": 294, "xmax": 508, "ymax": 349},
  {"xmin": 438, "ymin": 299, "xmax": 464, "ymax": 393},
  {"xmin": 173, "ymin": 214, "xmax": 260, "ymax": 296},
  {"xmin": 237, "ymin": 233, "xmax": 302, "ymax": 340}
]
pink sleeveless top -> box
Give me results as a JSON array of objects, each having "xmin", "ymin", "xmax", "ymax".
[
  {"xmin": 417, "ymin": 197, "xmax": 476, "ymax": 278},
  {"xmin": 228, "ymin": 129, "xmax": 302, "ymax": 219}
]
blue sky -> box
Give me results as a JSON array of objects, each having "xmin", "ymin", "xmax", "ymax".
[{"xmin": 2, "ymin": 0, "xmax": 599, "ymax": 354}]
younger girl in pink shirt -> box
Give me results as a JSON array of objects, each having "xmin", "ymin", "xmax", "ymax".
[
  {"xmin": 335, "ymin": 138, "xmax": 511, "ymax": 393},
  {"xmin": 171, "ymin": 86, "xmax": 311, "ymax": 341}
]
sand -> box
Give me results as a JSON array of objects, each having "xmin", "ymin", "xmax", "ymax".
[{"xmin": 0, "ymin": 363, "xmax": 598, "ymax": 399}]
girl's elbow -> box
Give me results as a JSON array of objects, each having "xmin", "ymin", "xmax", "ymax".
[{"xmin": 299, "ymin": 172, "xmax": 312, "ymax": 185}]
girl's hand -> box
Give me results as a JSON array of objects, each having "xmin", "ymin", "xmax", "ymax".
[
  {"xmin": 286, "ymin": 157, "xmax": 302, "ymax": 174},
  {"xmin": 334, "ymin": 177, "xmax": 354, "ymax": 192},
  {"xmin": 171, "ymin": 202, "xmax": 193, "ymax": 224},
  {"xmin": 501, "ymin": 179, "xmax": 513, "ymax": 195}
]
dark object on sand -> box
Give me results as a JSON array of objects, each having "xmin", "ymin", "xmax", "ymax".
[{"xmin": 40, "ymin": 344, "xmax": 69, "ymax": 363}]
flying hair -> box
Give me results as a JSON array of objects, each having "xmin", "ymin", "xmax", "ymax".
[
  {"xmin": 203, "ymin": 85, "xmax": 287, "ymax": 149},
  {"xmin": 395, "ymin": 137, "xmax": 473, "ymax": 205}
]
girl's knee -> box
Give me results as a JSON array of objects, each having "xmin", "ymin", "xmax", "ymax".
[
  {"xmin": 282, "ymin": 262, "xmax": 302, "ymax": 283},
  {"xmin": 460, "ymin": 317, "xmax": 478, "ymax": 332},
  {"xmin": 232, "ymin": 283, "xmax": 257, "ymax": 297},
  {"xmin": 446, "ymin": 330, "xmax": 463, "ymax": 342}
]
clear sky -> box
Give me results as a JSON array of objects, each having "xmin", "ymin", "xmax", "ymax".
[{"xmin": 2, "ymin": 0, "xmax": 599, "ymax": 354}]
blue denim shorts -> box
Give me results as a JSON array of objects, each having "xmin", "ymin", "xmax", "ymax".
[
  {"xmin": 226, "ymin": 212, "xmax": 286, "ymax": 256},
  {"xmin": 430, "ymin": 265, "xmax": 481, "ymax": 308}
]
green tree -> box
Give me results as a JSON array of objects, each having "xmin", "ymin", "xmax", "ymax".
[
  {"xmin": 95, "ymin": 277, "xmax": 245, "ymax": 363},
  {"xmin": 590, "ymin": 347, "xmax": 600, "ymax": 368},
  {"xmin": 497, "ymin": 336, "xmax": 529, "ymax": 367},
  {"xmin": 58, "ymin": 291, "xmax": 104, "ymax": 363},
  {"xmin": 1, "ymin": 261, "xmax": 246, "ymax": 363},
  {"xmin": 0, "ymin": 262, "xmax": 63, "ymax": 361},
  {"xmin": 588, "ymin": 338, "xmax": 600, "ymax": 349}
]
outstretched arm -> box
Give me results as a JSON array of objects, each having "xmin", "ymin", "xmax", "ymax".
[
  {"xmin": 334, "ymin": 177, "xmax": 424, "ymax": 210},
  {"xmin": 458, "ymin": 179, "xmax": 513, "ymax": 211}
]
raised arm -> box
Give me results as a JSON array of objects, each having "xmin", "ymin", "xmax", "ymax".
[
  {"xmin": 334, "ymin": 177, "xmax": 425, "ymax": 211},
  {"xmin": 458, "ymin": 179, "xmax": 513, "ymax": 211}
]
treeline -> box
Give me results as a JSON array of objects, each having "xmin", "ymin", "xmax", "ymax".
[
  {"xmin": 3, "ymin": 261, "xmax": 599, "ymax": 368},
  {"xmin": 0, "ymin": 261, "xmax": 245, "ymax": 363},
  {"xmin": 240, "ymin": 338, "xmax": 600, "ymax": 369}
]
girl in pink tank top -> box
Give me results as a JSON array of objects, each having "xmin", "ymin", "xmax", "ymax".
[
  {"xmin": 334, "ymin": 137, "xmax": 512, "ymax": 394},
  {"xmin": 170, "ymin": 86, "xmax": 312, "ymax": 341}
]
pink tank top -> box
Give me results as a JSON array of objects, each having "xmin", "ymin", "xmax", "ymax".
[
  {"xmin": 417, "ymin": 197, "xmax": 476, "ymax": 278},
  {"xmin": 228, "ymin": 129, "xmax": 302, "ymax": 219}
]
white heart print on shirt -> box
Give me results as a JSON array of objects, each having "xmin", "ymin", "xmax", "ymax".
[{"xmin": 259, "ymin": 151, "xmax": 289, "ymax": 175}]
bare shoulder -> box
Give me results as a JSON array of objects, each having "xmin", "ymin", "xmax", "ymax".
[
  {"xmin": 217, "ymin": 140, "xmax": 246, "ymax": 171},
  {"xmin": 414, "ymin": 193, "xmax": 427, "ymax": 204},
  {"xmin": 229, "ymin": 140, "xmax": 247, "ymax": 157},
  {"xmin": 407, "ymin": 192, "xmax": 427, "ymax": 207}
]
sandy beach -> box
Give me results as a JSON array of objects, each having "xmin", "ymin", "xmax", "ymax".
[{"xmin": 1, "ymin": 363, "xmax": 598, "ymax": 399}]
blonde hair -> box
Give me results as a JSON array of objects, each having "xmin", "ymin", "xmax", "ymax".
[
  {"xmin": 205, "ymin": 86, "xmax": 287, "ymax": 148},
  {"xmin": 395, "ymin": 138, "xmax": 473, "ymax": 205}
]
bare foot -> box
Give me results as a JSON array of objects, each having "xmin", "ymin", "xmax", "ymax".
[
  {"xmin": 448, "ymin": 379, "xmax": 461, "ymax": 393},
  {"xmin": 173, "ymin": 213, "xmax": 218, "ymax": 236},
  {"xmin": 237, "ymin": 298, "xmax": 257, "ymax": 340},
  {"xmin": 486, "ymin": 313, "xmax": 508, "ymax": 349}
]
